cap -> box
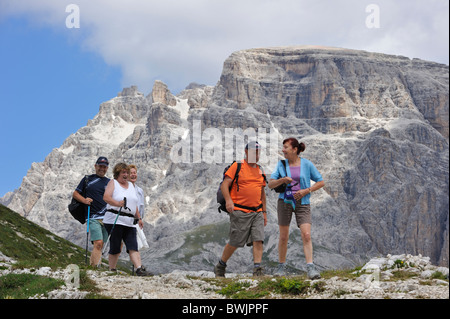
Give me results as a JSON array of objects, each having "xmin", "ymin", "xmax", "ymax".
[
  {"xmin": 245, "ymin": 141, "xmax": 261, "ymax": 150},
  {"xmin": 96, "ymin": 156, "xmax": 109, "ymax": 166}
]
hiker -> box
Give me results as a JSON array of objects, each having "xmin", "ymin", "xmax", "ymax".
[
  {"xmin": 214, "ymin": 141, "xmax": 267, "ymax": 277},
  {"xmin": 72, "ymin": 156, "xmax": 110, "ymax": 266},
  {"xmin": 268, "ymin": 138, "xmax": 325, "ymax": 279},
  {"xmin": 128, "ymin": 164, "xmax": 149, "ymax": 250},
  {"xmin": 128, "ymin": 165, "xmax": 145, "ymax": 220},
  {"xmin": 103, "ymin": 163, "xmax": 151, "ymax": 276}
]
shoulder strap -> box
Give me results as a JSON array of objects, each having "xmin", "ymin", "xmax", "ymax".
[
  {"xmin": 233, "ymin": 162, "xmax": 242, "ymax": 191},
  {"xmin": 258, "ymin": 164, "xmax": 267, "ymax": 184},
  {"xmin": 83, "ymin": 175, "xmax": 89, "ymax": 196},
  {"xmin": 281, "ymin": 159, "xmax": 287, "ymax": 176}
]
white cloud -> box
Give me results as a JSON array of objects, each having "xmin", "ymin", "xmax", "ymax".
[{"xmin": 1, "ymin": 0, "xmax": 448, "ymax": 93}]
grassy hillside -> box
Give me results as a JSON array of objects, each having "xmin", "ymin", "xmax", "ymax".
[
  {"xmin": 0, "ymin": 204, "xmax": 87, "ymax": 269},
  {"xmin": 0, "ymin": 204, "xmax": 110, "ymax": 299}
]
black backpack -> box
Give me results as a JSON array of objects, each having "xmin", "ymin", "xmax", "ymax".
[
  {"xmin": 273, "ymin": 159, "xmax": 288, "ymax": 193},
  {"xmin": 68, "ymin": 175, "xmax": 88, "ymax": 224},
  {"xmin": 216, "ymin": 161, "xmax": 267, "ymax": 213}
]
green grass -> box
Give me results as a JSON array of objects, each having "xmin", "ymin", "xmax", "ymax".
[
  {"xmin": 215, "ymin": 276, "xmax": 328, "ymax": 299},
  {"xmin": 201, "ymin": 265, "xmax": 365, "ymax": 299},
  {"xmin": 0, "ymin": 204, "xmax": 115, "ymax": 299},
  {"xmin": 0, "ymin": 204, "xmax": 87, "ymax": 268},
  {"xmin": 0, "ymin": 273, "xmax": 64, "ymax": 299}
]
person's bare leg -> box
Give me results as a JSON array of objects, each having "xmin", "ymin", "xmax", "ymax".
[
  {"xmin": 108, "ymin": 253, "xmax": 120, "ymax": 270},
  {"xmin": 90, "ymin": 240, "xmax": 103, "ymax": 266},
  {"xmin": 221, "ymin": 243, "xmax": 238, "ymax": 263},
  {"xmin": 129, "ymin": 250, "xmax": 142, "ymax": 268},
  {"xmin": 253, "ymin": 241, "xmax": 263, "ymax": 264},
  {"xmin": 278, "ymin": 225, "xmax": 290, "ymax": 263},
  {"xmin": 299, "ymin": 223, "xmax": 313, "ymax": 264}
]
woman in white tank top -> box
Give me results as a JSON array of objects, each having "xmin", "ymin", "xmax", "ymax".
[
  {"xmin": 103, "ymin": 163, "xmax": 151, "ymax": 276},
  {"xmin": 103, "ymin": 178, "xmax": 138, "ymax": 227}
]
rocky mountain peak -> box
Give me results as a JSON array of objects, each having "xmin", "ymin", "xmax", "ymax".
[
  {"xmin": 2, "ymin": 46, "xmax": 448, "ymax": 274},
  {"xmin": 215, "ymin": 46, "xmax": 448, "ymax": 138},
  {"xmin": 151, "ymin": 80, "xmax": 177, "ymax": 106},
  {"xmin": 117, "ymin": 85, "xmax": 144, "ymax": 97}
]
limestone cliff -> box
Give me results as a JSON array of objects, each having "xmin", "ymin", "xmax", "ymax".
[{"xmin": 2, "ymin": 46, "xmax": 448, "ymax": 273}]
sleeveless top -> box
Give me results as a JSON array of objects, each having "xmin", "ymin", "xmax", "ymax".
[{"xmin": 103, "ymin": 180, "xmax": 139, "ymax": 227}]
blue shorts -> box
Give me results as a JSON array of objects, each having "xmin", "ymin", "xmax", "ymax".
[
  {"xmin": 89, "ymin": 219, "xmax": 108, "ymax": 243},
  {"xmin": 104, "ymin": 224, "xmax": 138, "ymax": 255}
]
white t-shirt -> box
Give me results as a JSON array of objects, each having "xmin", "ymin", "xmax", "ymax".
[
  {"xmin": 135, "ymin": 184, "xmax": 145, "ymax": 220},
  {"xmin": 103, "ymin": 180, "xmax": 138, "ymax": 227}
]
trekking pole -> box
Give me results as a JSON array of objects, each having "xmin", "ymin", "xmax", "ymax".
[
  {"xmin": 99, "ymin": 197, "xmax": 126, "ymax": 266},
  {"xmin": 85, "ymin": 205, "xmax": 91, "ymax": 265}
]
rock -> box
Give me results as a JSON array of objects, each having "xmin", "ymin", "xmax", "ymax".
[
  {"xmin": 46, "ymin": 288, "xmax": 89, "ymax": 299},
  {"xmin": 361, "ymin": 257, "xmax": 387, "ymax": 272},
  {"xmin": 151, "ymin": 80, "xmax": 177, "ymax": 106},
  {"xmin": 1, "ymin": 253, "xmax": 447, "ymax": 299},
  {"xmin": 436, "ymin": 267, "xmax": 449, "ymax": 277},
  {"xmin": 36, "ymin": 267, "xmax": 52, "ymax": 277},
  {"xmin": 0, "ymin": 252, "xmax": 15, "ymax": 263},
  {"xmin": 421, "ymin": 270, "xmax": 434, "ymax": 279},
  {"xmin": 1, "ymin": 46, "xmax": 448, "ymax": 273}
]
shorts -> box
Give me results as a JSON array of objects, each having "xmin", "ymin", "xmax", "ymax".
[
  {"xmin": 277, "ymin": 199, "xmax": 311, "ymax": 227},
  {"xmin": 89, "ymin": 219, "xmax": 108, "ymax": 243},
  {"xmin": 229, "ymin": 210, "xmax": 265, "ymax": 248},
  {"xmin": 104, "ymin": 223, "xmax": 138, "ymax": 255}
]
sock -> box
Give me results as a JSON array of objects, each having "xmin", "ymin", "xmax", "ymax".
[
  {"xmin": 254, "ymin": 263, "xmax": 261, "ymax": 268},
  {"xmin": 219, "ymin": 259, "xmax": 227, "ymax": 267}
]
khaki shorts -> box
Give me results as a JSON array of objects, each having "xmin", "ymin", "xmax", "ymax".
[
  {"xmin": 229, "ymin": 210, "xmax": 265, "ymax": 247},
  {"xmin": 277, "ymin": 199, "xmax": 311, "ymax": 227}
]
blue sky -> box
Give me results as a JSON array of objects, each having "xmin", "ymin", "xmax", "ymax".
[
  {"xmin": 0, "ymin": 0, "xmax": 448, "ymax": 197},
  {"xmin": 0, "ymin": 16, "xmax": 124, "ymax": 197}
]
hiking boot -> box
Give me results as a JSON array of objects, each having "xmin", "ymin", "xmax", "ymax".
[
  {"xmin": 135, "ymin": 266, "xmax": 153, "ymax": 276},
  {"xmin": 253, "ymin": 266, "xmax": 264, "ymax": 277},
  {"xmin": 214, "ymin": 262, "xmax": 226, "ymax": 278},
  {"xmin": 273, "ymin": 263, "xmax": 287, "ymax": 277},
  {"xmin": 307, "ymin": 263, "xmax": 321, "ymax": 280}
]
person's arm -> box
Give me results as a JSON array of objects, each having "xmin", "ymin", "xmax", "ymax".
[
  {"xmin": 135, "ymin": 207, "xmax": 144, "ymax": 229},
  {"xmin": 268, "ymin": 160, "xmax": 292, "ymax": 189},
  {"xmin": 221, "ymin": 177, "xmax": 234, "ymax": 213},
  {"xmin": 310, "ymin": 180, "xmax": 325, "ymax": 192},
  {"xmin": 294, "ymin": 180, "xmax": 325, "ymax": 200},
  {"xmin": 267, "ymin": 176, "xmax": 293, "ymax": 189},
  {"xmin": 72, "ymin": 190, "xmax": 92, "ymax": 205},
  {"xmin": 103, "ymin": 180, "xmax": 124, "ymax": 207},
  {"xmin": 261, "ymin": 187, "xmax": 267, "ymax": 226}
]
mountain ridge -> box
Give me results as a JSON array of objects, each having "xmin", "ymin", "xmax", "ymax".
[{"xmin": 1, "ymin": 46, "xmax": 448, "ymax": 273}]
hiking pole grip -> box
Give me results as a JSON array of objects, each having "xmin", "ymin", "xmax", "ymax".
[{"xmin": 123, "ymin": 197, "xmax": 127, "ymax": 210}]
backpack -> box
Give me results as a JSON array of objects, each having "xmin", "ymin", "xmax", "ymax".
[
  {"xmin": 68, "ymin": 175, "xmax": 88, "ymax": 224},
  {"xmin": 216, "ymin": 161, "xmax": 267, "ymax": 213},
  {"xmin": 273, "ymin": 159, "xmax": 288, "ymax": 193}
]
